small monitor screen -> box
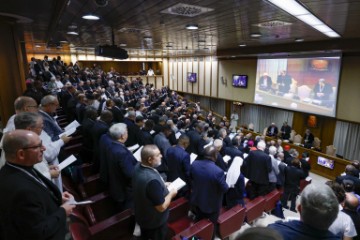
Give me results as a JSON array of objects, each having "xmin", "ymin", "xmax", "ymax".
[
  {"xmin": 232, "ymin": 75, "xmax": 248, "ymax": 88},
  {"xmin": 187, "ymin": 72, "xmax": 197, "ymax": 83},
  {"xmin": 317, "ymin": 156, "xmax": 335, "ymax": 169},
  {"xmin": 254, "ymin": 54, "xmax": 341, "ymax": 117}
]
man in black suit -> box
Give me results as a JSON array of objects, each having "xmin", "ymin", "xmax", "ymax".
[
  {"xmin": 303, "ymin": 129, "xmax": 314, "ymax": 149},
  {"xmin": 280, "ymin": 121, "xmax": 291, "ymax": 140},
  {"xmin": 336, "ymin": 165, "xmax": 360, "ymax": 195},
  {"xmin": 241, "ymin": 141, "xmax": 272, "ymax": 199},
  {"xmin": 267, "ymin": 122, "xmax": 279, "ymax": 137},
  {"xmin": 258, "ymin": 72, "xmax": 273, "ymax": 92},
  {"xmin": 0, "ymin": 130, "xmax": 75, "ymax": 240},
  {"xmin": 313, "ymin": 78, "xmax": 333, "ymax": 101},
  {"xmin": 277, "ymin": 70, "xmax": 292, "ymax": 94}
]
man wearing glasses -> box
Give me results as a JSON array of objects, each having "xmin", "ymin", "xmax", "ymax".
[{"xmin": 0, "ymin": 129, "xmax": 75, "ymax": 239}]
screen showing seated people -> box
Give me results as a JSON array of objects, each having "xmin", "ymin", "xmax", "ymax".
[
  {"xmin": 254, "ymin": 55, "xmax": 341, "ymax": 117},
  {"xmin": 187, "ymin": 72, "xmax": 197, "ymax": 83}
]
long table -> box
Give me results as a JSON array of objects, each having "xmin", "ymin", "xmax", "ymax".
[{"xmin": 243, "ymin": 130, "xmax": 350, "ymax": 180}]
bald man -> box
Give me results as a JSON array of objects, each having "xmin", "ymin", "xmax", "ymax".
[
  {"xmin": 343, "ymin": 193, "xmax": 360, "ymax": 240},
  {"xmin": 0, "ymin": 96, "xmax": 38, "ymax": 169},
  {"xmin": 0, "ymin": 130, "xmax": 75, "ymax": 240}
]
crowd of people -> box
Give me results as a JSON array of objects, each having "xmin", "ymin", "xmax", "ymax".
[{"xmin": 0, "ymin": 57, "xmax": 359, "ymax": 240}]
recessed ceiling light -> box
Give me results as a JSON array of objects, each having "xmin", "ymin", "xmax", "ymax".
[
  {"xmin": 82, "ymin": 14, "xmax": 100, "ymax": 20},
  {"xmin": 239, "ymin": 43, "xmax": 246, "ymax": 47},
  {"xmin": 186, "ymin": 24, "xmax": 198, "ymax": 30},
  {"xmin": 35, "ymin": 45, "xmax": 41, "ymax": 48},
  {"xmin": 119, "ymin": 43, "xmax": 127, "ymax": 47},
  {"xmin": 295, "ymin": 38, "xmax": 304, "ymax": 42},
  {"xmin": 67, "ymin": 31, "xmax": 79, "ymax": 35},
  {"xmin": 251, "ymin": 33, "xmax": 261, "ymax": 38}
]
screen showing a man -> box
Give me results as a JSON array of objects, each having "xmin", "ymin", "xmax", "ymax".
[{"xmin": 254, "ymin": 55, "xmax": 341, "ymax": 117}]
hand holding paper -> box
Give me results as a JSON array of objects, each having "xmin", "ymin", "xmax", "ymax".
[
  {"xmin": 58, "ymin": 155, "xmax": 77, "ymax": 171},
  {"xmin": 167, "ymin": 178, "xmax": 186, "ymax": 191}
]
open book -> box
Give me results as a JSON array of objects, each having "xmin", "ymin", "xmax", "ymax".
[{"xmin": 167, "ymin": 178, "xmax": 186, "ymax": 191}]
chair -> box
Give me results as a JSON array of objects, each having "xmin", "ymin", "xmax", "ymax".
[
  {"xmin": 289, "ymin": 130, "xmax": 296, "ymax": 142},
  {"xmin": 70, "ymin": 209, "xmax": 135, "ymax": 240},
  {"xmin": 293, "ymin": 134, "xmax": 302, "ymax": 144},
  {"xmin": 313, "ymin": 137, "xmax": 321, "ymax": 148},
  {"xmin": 217, "ymin": 205, "xmax": 246, "ymax": 239},
  {"xmin": 248, "ymin": 123, "xmax": 254, "ymax": 131},
  {"xmin": 263, "ymin": 190, "xmax": 281, "ymax": 213},
  {"xmin": 263, "ymin": 127, "xmax": 268, "ymax": 136},
  {"xmin": 297, "ymin": 85, "xmax": 312, "ymax": 100},
  {"xmin": 78, "ymin": 174, "xmax": 107, "ymax": 199},
  {"xmin": 245, "ymin": 197, "xmax": 265, "ymax": 224},
  {"xmin": 172, "ymin": 219, "xmax": 214, "ymax": 240},
  {"xmin": 326, "ymin": 145, "xmax": 336, "ymax": 156},
  {"xmin": 85, "ymin": 192, "xmax": 119, "ymax": 223},
  {"xmin": 167, "ymin": 197, "xmax": 192, "ymax": 238}
]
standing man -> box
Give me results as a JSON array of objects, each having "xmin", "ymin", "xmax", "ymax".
[
  {"xmin": 39, "ymin": 95, "xmax": 64, "ymax": 141},
  {"xmin": 190, "ymin": 146, "xmax": 229, "ymax": 231},
  {"xmin": 303, "ymin": 129, "xmax": 314, "ymax": 149},
  {"xmin": 280, "ymin": 121, "xmax": 291, "ymax": 140},
  {"xmin": 0, "ymin": 130, "xmax": 75, "ymax": 240},
  {"xmin": 133, "ymin": 145, "xmax": 177, "ymax": 240},
  {"xmin": 241, "ymin": 141, "xmax": 272, "ymax": 199},
  {"xmin": 277, "ymin": 70, "xmax": 292, "ymax": 94}
]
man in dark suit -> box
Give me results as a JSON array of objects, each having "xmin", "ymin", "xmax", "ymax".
[
  {"xmin": 166, "ymin": 134, "xmax": 190, "ymax": 197},
  {"xmin": 91, "ymin": 110, "xmax": 113, "ymax": 169},
  {"xmin": 241, "ymin": 141, "xmax": 272, "ymax": 199},
  {"xmin": 336, "ymin": 165, "xmax": 360, "ymax": 195},
  {"xmin": 0, "ymin": 130, "xmax": 75, "ymax": 240},
  {"xmin": 39, "ymin": 95, "xmax": 64, "ymax": 141},
  {"xmin": 313, "ymin": 78, "xmax": 333, "ymax": 101},
  {"xmin": 107, "ymin": 123, "xmax": 138, "ymax": 211},
  {"xmin": 186, "ymin": 122, "xmax": 206, "ymax": 155},
  {"xmin": 258, "ymin": 72, "xmax": 273, "ymax": 92},
  {"xmin": 267, "ymin": 122, "xmax": 279, "ymax": 137},
  {"xmin": 280, "ymin": 121, "xmax": 291, "ymax": 140},
  {"xmin": 303, "ymin": 129, "xmax": 314, "ymax": 149},
  {"xmin": 277, "ymin": 70, "xmax": 292, "ymax": 94},
  {"xmin": 190, "ymin": 146, "xmax": 229, "ymax": 231}
]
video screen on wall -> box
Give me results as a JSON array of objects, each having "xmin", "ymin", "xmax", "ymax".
[{"xmin": 254, "ymin": 54, "xmax": 341, "ymax": 117}]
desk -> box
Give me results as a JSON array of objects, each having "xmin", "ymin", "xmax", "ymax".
[
  {"xmin": 254, "ymin": 90, "xmax": 335, "ymax": 116},
  {"xmin": 242, "ymin": 130, "xmax": 350, "ymax": 180}
]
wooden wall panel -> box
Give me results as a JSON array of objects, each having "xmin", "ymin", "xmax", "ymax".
[{"xmin": 198, "ymin": 58, "xmax": 205, "ymax": 95}]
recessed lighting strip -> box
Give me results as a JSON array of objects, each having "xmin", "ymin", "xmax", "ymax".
[{"xmin": 266, "ymin": 0, "xmax": 340, "ymax": 38}]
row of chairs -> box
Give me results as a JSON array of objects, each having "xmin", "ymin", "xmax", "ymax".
[{"xmin": 167, "ymin": 189, "xmax": 281, "ymax": 240}]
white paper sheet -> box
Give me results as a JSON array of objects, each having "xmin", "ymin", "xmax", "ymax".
[
  {"xmin": 133, "ymin": 146, "xmax": 144, "ymax": 162},
  {"xmin": 203, "ymin": 141, "xmax": 213, "ymax": 149},
  {"xmin": 59, "ymin": 127, "xmax": 77, "ymax": 138},
  {"xmin": 67, "ymin": 197, "xmax": 93, "ymax": 205},
  {"xmin": 150, "ymin": 130, "xmax": 155, "ymax": 135},
  {"xmin": 190, "ymin": 153, "xmax": 197, "ymax": 164},
  {"xmin": 58, "ymin": 155, "xmax": 77, "ymax": 171},
  {"xmin": 64, "ymin": 120, "xmax": 80, "ymax": 132},
  {"xmin": 168, "ymin": 178, "xmax": 186, "ymax": 191},
  {"xmin": 127, "ymin": 144, "xmax": 140, "ymax": 152},
  {"xmin": 223, "ymin": 155, "xmax": 231, "ymax": 163},
  {"xmin": 175, "ymin": 132, "xmax": 182, "ymax": 139}
]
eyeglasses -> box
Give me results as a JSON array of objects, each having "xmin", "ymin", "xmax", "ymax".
[{"xmin": 22, "ymin": 141, "xmax": 44, "ymax": 150}]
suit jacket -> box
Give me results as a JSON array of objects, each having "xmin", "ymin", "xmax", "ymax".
[
  {"xmin": 259, "ymin": 76, "xmax": 273, "ymax": 91},
  {"xmin": 336, "ymin": 175, "xmax": 360, "ymax": 195},
  {"xmin": 186, "ymin": 130, "xmax": 202, "ymax": 155},
  {"xmin": 0, "ymin": 164, "xmax": 66, "ymax": 240},
  {"xmin": 190, "ymin": 159, "xmax": 229, "ymax": 214},
  {"xmin": 111, "ymin": 106, "xmax": 124, "ymax": 123},
  {"xmin": 267, "ymin": 125, "xmax": 279, "ymax": 137},
  {"xmin": 39, "ymin": 110, "xmax": 63, "ymax": 141},
  {"xmin": 107, "ymin": 141, "xmax": 138, "ymax": 204},
  {"xmin": 166, "ymin": 145, "xmax": 190, "ymax": 183},
  {"xmin": 91, "ymin": 120, "xmax": 110, "ymax": 164},
  {"xmin": 313, "ymin": 82, "xmax": 333, "ymax": 100},
  {"xmin": 99, "ymin": 133, "xmax": 115, "ymax": 185},
  {"xmin": 241, "ymin": 150, "xmax": 272, "ymax": 184}
]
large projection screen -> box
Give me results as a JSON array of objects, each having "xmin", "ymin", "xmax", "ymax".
[{"xmin": 254, "ymin": 55, "xmax": 341, "ymax": 117}]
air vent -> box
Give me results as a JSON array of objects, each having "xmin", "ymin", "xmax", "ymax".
[
  {"xmin": 161, "ymin": 3, "xmax": 214, "ymax": 17},
  {"xmin": 255, "ymin": 20, "xmax": 292, "ymax": 29}
]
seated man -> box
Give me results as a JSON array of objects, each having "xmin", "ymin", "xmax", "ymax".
[
  {"xmin": 259, "ymin": 72, "xmax": 273, "ymax": 92},
  {"xmin": 267, "ymin": 123, "xmax": 278, "ymax": 137},
  {"xmin": 269, "ymin": 184, "xmax": 340, "ymax": 240}
]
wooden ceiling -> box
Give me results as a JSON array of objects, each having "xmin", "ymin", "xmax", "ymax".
[{"xmin": 2, "ymin": 0, "xmax": 360, "ymax": 57}]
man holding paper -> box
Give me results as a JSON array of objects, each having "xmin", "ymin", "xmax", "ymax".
[
  {"xmin": 0, "ymin": 130, "xmax": 75, "ymax": 239},
  {"xmin": 39, "ymin": 95, "xmax": 64, "ymax": 141},
  {"xmin": 133, "ymin": 145, "xmax": 178, "ymax": 240}
]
